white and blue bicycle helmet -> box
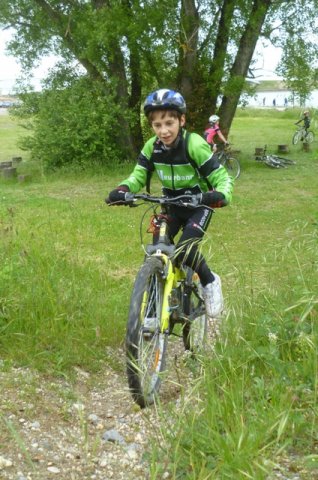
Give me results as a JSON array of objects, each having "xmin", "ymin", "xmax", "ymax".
[
  {"xmin": 209, "ymin": 114, "xmax": 219, "ymax": 124},
  {"xmin": 144, "ymin": 89, "xmax": 186, "ymax": 115}
]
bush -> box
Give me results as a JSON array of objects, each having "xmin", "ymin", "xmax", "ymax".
[{"xmin": 14, "ymin": 76, "xmax": 125, "ymax": 171}]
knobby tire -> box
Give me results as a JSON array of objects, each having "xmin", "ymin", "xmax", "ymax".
[
  {"xmin": 218, "ymin": 151, "xmax": 240, "ymax": 179},
  {"xmin": 305, "ymin": 131, "xmax": 314, "ymax": 143},
  {"xmin": 223, "ymin": 156, "xmax": 240, "ymax": 179},
  {"xmin": 292, "ymin": 131, "xmax": 300, "ymax": 145},
  {"xmin": 264, "ymin": 156, "xmax": 286, "ymax": 168},
  {"xmin": 271, "ymin": 155, "xmax": 296, "ymax": 165},
  {"xmin": 126, "ymin": 257, "xmax": 167, "ymax": 408}
]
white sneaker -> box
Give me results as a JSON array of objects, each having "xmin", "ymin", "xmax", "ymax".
[{"xmin": 203, "ymin": 273, "xmax": 224, "ymax": 318}]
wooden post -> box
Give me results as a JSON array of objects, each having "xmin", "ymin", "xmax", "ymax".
[
  {"xmin": 2, "ymin": 167, "xmax": 17, "ymax": 178},
  {"xmin": 0, "ymin": 161, "xmax": 13, "ymax": 169},
  {"xmin": 277, "ymin": 144, "xmax": 289, "ymax": 154},
  {"xmin": 255, "ymin": 147, "xmax": 264, "ymax": 160},
  {"xmin": 302, "ymin": 142, "xmax": 310, "ymax": 152},
  {"xmin": 12, "ymin": 156, "xmax": 23, "ymax": 166}
]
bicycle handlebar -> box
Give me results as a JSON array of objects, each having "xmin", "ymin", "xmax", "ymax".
[{"xmin": 125, "ymin": 192, "xmax": 204, "ymax": 209}]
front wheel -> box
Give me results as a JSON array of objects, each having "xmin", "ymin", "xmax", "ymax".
[
  {"xmin": 182, "ymin": 270, "xmax": 207, "ymax": 353},
  {"xmin": 305, "ymin": 131, "xmax": 314, "ymax": 143},
  {"xmin": 264, "ymin": 155, "xmax": 286, "ymax": 168},
  {"xmin": 126, "ymin": 257, "xmax": 167, "ymax": 408},
  {"xmin": 223, "ymin": 156, "xmax": 240, "ymax": 179}
]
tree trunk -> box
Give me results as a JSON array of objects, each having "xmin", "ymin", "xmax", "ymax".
[
  {"xmin": 123, "ymin": 0, "xmax": 143, "ymax": 151},
  {"xmin": 218, "ymin": 0, "xmax": 272, "ymax": 136},
  {"xmin": 177, "ymin": 0, "xmax": 199, "ymax": 99},
  {"xmin": 208, "ymin": 0, "xmax": 236, "ymax": 117}
]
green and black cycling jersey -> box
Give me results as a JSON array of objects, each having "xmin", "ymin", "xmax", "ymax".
[{"xmin": 121, "ymin": 129, "xmax": 233, "ymax": 204}]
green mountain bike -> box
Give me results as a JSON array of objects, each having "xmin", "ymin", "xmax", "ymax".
[{"xmin": 123, "ymin": 193, "xmax": 213, "ymax": 408}]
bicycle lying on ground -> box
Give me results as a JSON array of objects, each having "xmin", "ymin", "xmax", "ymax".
[
  {"xmin": 255, "ymin": 145, "xmax": 296, "ymax": 169},
  {"xmin": 292, "ymin": 125, "xmax": 314, "ymax": 145},
  {"xmin": 215, "ymin": 144, "xmax": 241, "ymax": 179},
  {"xmin": 121, "ymin": 193, "xmax": 214, "ymax": 408}
]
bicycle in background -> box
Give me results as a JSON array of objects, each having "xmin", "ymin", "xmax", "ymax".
[
  {"xmin": 292, "ymin": 125, "xmax": 314, "ymax": 145},
  {"xmin": 255, "ymin": 145, "xmax": 296, "ymax": 169},
  {"xmin": 122, "ymin": 193, "xmax": 215, "ymax": 408},
  {"xmin": 215, "ymin": 144, "xmax": 240, "ymax": 179}
]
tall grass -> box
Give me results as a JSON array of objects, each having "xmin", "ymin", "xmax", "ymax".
[
  {"xmin": 0, "ymin": 108, "xmax": 318, "ymax": 476},
  {"xmin": 149, "ymin": 109, "xmax": 318, "ymax": 479},
  {"xmin": 151, "ymin": 225, "xmax": 318, "ymax": 478}
]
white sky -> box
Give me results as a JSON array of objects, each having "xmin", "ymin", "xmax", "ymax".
[
  {"xmin": 0, "ymin": 29, "xmax": 57, "ymax": 94},
  {"xmin": 0, "ymin": 29, "xmax": 282, "ymax": 95}
]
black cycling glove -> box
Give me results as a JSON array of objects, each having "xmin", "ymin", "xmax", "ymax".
[
  {"xmin": 201, "ymin": 191, "xmax": 227, "ymax": 208},
  {"xmin": 106, "ymin": 185, "xmax": 130, "ymax": 205}
]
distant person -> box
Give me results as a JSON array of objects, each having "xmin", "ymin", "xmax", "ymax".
[
  {"xmin": 204, "ymin": 115, "xmax": 228, "ymax": 152},
  {"xmin": 295, "ymin": 110, "xmax": 311, "ymax": 135},
  {"xmin": 263, "ymin": 97, "xmax": 266, "ymax": 106},
  {"xmin": 272, "ymin": 98, "xmax": 276, "ymax": 107},
  {"xmin": 284, "ymin": 97, "xmax": 288, "ymax": 107}
]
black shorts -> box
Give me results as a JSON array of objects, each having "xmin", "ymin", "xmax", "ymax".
[{"xmin": 167, "ymin": 205, "xmax": 213, "ymax": 240}]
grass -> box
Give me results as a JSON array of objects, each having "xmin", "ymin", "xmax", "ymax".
[
  {"xmin": 0, "ymin": 107, "xmax": 318, "ymax": 477},
  {"xmin": 0, "ymin": 111, "xmax": 30, "ymax": 163}
]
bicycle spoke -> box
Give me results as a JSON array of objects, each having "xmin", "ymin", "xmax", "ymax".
[{"xmin": 306, "ymin": 131, "xmax": 314, "ymax": 143}]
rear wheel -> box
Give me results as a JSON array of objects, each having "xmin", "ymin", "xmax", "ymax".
[
  {"xmin": 223, "ymin": 156, "xmax": 240, "ymax": 179},
  {"xmin": 182, "ymin": 270, "xmax": 207, "ymax": 353},
  {"xmin": 273, "ymin": 155, "xmax": 296, "ymax": 165},
  {"xmin": 126, "ymin": 257, "xmax": 167, "ymax": 408},
  {"xmin": 292, "ymin": 131, "xmax": 300, "ymax": 145}
]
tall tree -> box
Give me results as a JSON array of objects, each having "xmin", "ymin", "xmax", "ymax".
[
  {"xmin": 1, "ymin": 0, "xmax": 318, "ymax": 166},
  {"xmin": 218, "ymin": 0, "xmax": 272, "ymax": 134}
]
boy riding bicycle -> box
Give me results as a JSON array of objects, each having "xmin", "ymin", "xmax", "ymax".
[
  {"xmin": 106, "ymin": 89, "xmax": 234, "ymax": 322},
  {"xmin": 295, "ymin": 110, "xmax": 311, "ymax": 138}
]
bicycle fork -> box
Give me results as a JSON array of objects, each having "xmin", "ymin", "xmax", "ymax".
[{"xmin": 154, "ymin": 253, "xmax": 184, "ymax": 332}]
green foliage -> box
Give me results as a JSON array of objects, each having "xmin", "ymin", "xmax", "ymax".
[
  {"xmin": 3, "ymin": 0, "xmax": 318, "ymax": 144},
  {"xmin": 13, "ymin": 75, "xmax": 125, "ymax": 170},
  {"xmin": 277, "ymin": 37, "xmax": 318, "ymax": 103},
  {"xmin": 153, "ymin": 231, "xmax": 318, "ymax": 477}
]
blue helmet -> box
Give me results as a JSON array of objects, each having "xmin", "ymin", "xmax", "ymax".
[{"xmin": 144, "ymin": 89, "xmax": 186, "ymax": 115}]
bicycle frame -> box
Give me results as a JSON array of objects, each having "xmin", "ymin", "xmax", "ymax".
[
  {"xmin": 145, "ymin": 215, "xmax": 187, "ymax": 332},
  {"xmin": 130, "ymin": 193, "xmax": 207, "ymax": 330},
  {"xmin": 159, "ymin": 253, "xmax": 185, "ymax": 331}
]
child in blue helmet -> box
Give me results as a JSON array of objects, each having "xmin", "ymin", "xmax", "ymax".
[{"xmin": 107, "ymin": 89, "xmax": 234, "ymax": 321}]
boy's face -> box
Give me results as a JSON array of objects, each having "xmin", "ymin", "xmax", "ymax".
[{"xmin": 151, "ymin": 110, "xmax": 185, "ymax": 146}]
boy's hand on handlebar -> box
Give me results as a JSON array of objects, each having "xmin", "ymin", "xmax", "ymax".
[
  {"xmin": 105, "ymin": 186, "xmax": 130, "ymax": 205},
  {"xmin": 201, "ymin": 191, "xmax": 227, "ymax": 208}
]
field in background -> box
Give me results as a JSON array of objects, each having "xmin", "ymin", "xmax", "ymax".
[
  {"xmin": 0, "ymin": 109, "xmax": 29, "ymax": 163},
  {"xmin": 0, "ymin": 107, "xmax": 317, "ymax": 367},
  {"xmin": 0, "ymin": 107, "xmax": 317, "ymax": 478}
]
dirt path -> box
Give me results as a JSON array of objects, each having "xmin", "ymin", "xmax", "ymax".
[
  {"xmin": 1, "ymin": 344, "xmax": 313, "ymax": 480},
  {"xmin": 0, "ymin": 344, "xmax": 192, "ymax": 480}
]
